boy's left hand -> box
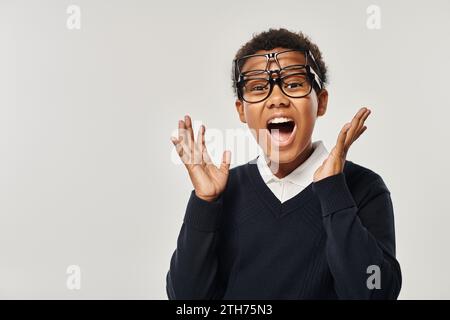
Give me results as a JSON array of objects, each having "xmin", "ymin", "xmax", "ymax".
[{"xmin": 313, "ymin": 107, "xmax": 371, "ymax": 182}]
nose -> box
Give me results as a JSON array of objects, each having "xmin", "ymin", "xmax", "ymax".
[{"xmin": 265, "ymin": 74, "xmax": 290, "ymax": 109}]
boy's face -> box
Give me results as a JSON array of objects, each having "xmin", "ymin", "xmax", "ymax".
[{"xmin": 235, "ymin": 47, "xmax": 328, "ymax": 164}]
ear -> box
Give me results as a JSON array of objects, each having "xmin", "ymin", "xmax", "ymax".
[
  {"xmin": 316, "ymin": 88, "xmax": 328, "ymax": 117},
  {"xmin": 235, "ymin": 99, "xmax": 247, "ymax": 123}
]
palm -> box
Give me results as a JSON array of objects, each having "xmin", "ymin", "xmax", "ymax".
[
  {"xmin": 171, "ymin": 115, "xmax": 231, "ymax": 202},
  {"xmin": 189, "ymin": 163, "xmax": 229, "ymax": 200},
  {"xmin": 313, "ymin": 107, "xmax": 371, "ymax": 182}
]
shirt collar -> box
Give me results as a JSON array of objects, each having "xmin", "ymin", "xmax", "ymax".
[{"xmin": 256, "ymin": 140, "xmax": 329, "ymax": 187}]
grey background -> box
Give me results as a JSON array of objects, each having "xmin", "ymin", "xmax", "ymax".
[{"xmin": 1, "ymin": 0, "xmax": 449, "ymax": 299}]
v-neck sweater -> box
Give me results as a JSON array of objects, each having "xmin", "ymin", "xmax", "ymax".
[{"xmin": 166, "ymin": 159, "xmax": 402, "ymax": 300}]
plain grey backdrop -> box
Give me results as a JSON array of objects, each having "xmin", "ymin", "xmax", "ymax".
[{"xmin": 1, "ymin": 0, "xmax": 449, "ymax": 299}]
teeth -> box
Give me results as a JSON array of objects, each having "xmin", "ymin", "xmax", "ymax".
[{"xmin": 268, "ymin": 117, "xmax": 293, "ymax": 124}]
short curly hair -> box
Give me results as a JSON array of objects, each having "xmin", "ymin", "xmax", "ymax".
[{"xmin": 231, "ymin": 28, "xmax": 328, "ymax": 100}]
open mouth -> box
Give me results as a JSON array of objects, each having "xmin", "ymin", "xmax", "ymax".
[{"xmin": 266, "ymin": 117, "xmax": 297, "ymax": 147}]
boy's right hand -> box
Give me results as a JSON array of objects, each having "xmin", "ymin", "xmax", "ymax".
[{"xmin": 171, "ymin": 115, "xmax": 231, "ymax": 203}]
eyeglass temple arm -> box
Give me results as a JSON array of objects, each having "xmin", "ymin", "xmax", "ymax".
[{"xmin": 306, "ymin": 50, "xmax": 324, "ymax": 88}]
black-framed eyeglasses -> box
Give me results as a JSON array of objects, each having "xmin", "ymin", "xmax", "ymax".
[{"xmin": 233, "ymin": 49, "xmax": 324, "ymax": 104}]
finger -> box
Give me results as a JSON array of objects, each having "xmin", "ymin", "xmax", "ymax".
[
  {"xmin": 184, "ymin": 115, "xmax": 195, "ymax": 151},
  {"xmin": 346, "ymin": 107, "xmax": 369, "ymax": 147},
  {"xmin": 219, "ymin": 150, "xmax": 231, "ymax": 173},
  {"xmin": 185, "ymin": 115, "xmax": 199, "ymax": 165},
  {"xmin": 199, "ymin": 125, "xmax": 214, "ymax": 166},
  {"xmin": 170, "ymin": 136, "xmax": 181, "ymax": 153},
  {"xmin": 202, "ymin": 144, "xmax": 214, "ymax": 166},
  {"xmin": 196, "ymin": 124, "xmax": 206, "ymax": 158},
  {"xmin": 346, "ymin": 107, "xmax": 366, "ymax": 138},
  {"xmin": 178, "ymin": 119, "xmax": 186, "ymax": 141},
  {"xmin": 361, "ymin": 108, "xmax": 371, "ymax": 121},
  {"xmin": 191, "ymin": 124, "xmax": 204, "ymax": 165},
  {"xmin": 359, "ymin": 106, "xmax": 370, "ymax": 119},
  {"xmin": 196, "ymin": 124, "xmax": 203, "ymax": 150},
  {"xmin": 352, "ymin": 109, "xmax": 371, "ymax": 144},
  {"xmin": 356, "ymin": 108, "xmax": 371, "ymax": 131},
  {"xmin": 335, "ymin": 122, "xmax": 351, "ymax": 155},
  {"xmin": 180, "ymin": 118, "xmax": 196, "ymax": 164},
  {"xmin": 354, "ymin": 125, "xmax": 368, "ymax": 141},
  {"xmin": 196, "ymin": 125, "xmax": 209, "ymax": 167},
  {"xmin": 178, "ymin": 119, "xmax": 190, "ymax": 158},
  {"xmin": 171, "ymin": 136, "xmax": 190, "ymax": 164}
]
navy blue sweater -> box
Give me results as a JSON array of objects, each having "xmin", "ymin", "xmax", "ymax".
[{"xmin": 166, "ymin": 159, "xmax": 402, "ymax": 299}]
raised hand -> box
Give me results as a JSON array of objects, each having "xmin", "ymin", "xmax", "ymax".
[
  {"xmin": 171, "ymin": 115, "xmax": 232, "ymax": 203},
  {"xmin": 313, "ymin": 107, "xmax": 371, "ymax": 182}
]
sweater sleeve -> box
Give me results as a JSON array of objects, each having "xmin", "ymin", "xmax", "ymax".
[
  {"xmin": 311, "ymin": 172, "xmax": 402, "ymax": 299},
  {"xmin": 166, "ymin": 190, "xmax": 225, "ymax": 300}
]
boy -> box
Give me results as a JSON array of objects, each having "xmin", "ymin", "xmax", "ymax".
[{"xmin": 167, "ymin": 28, "xmax": 401, "ymax": 299}]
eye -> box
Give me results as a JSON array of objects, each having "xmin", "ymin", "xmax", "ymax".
[
  {"xmin": 285, "ymin": 82, "xmax": 304, "ymax": 89},
  {"xmin": 251, "ymin": 85, "xmax": 267, "ymax": 91},
  {"xmin": 282, "ymin": 73, "xmax": 308, "ymax": 89},
  {"xmin": 244, "ymin": 79, "xmax": 269, "ymax": 92}
]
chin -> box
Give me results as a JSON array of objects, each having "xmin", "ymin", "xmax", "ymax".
[{"xmin": 267, "ymin": 148, "xmax": 299, "ymax": 164}]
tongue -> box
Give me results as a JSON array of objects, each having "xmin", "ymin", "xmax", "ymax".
[{"xmin": 270, "ymin": 129, "xmax": 292, "ymax": 142}]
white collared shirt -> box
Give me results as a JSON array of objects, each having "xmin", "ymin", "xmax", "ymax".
[{"xmin": 256, "ymin": 140, "xmax": 330, "ymax": 203}]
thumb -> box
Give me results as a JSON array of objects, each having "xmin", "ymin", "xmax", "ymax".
[{"xmin": 219, "ymin": 150, "xmax": 231, "ymax": 173}]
